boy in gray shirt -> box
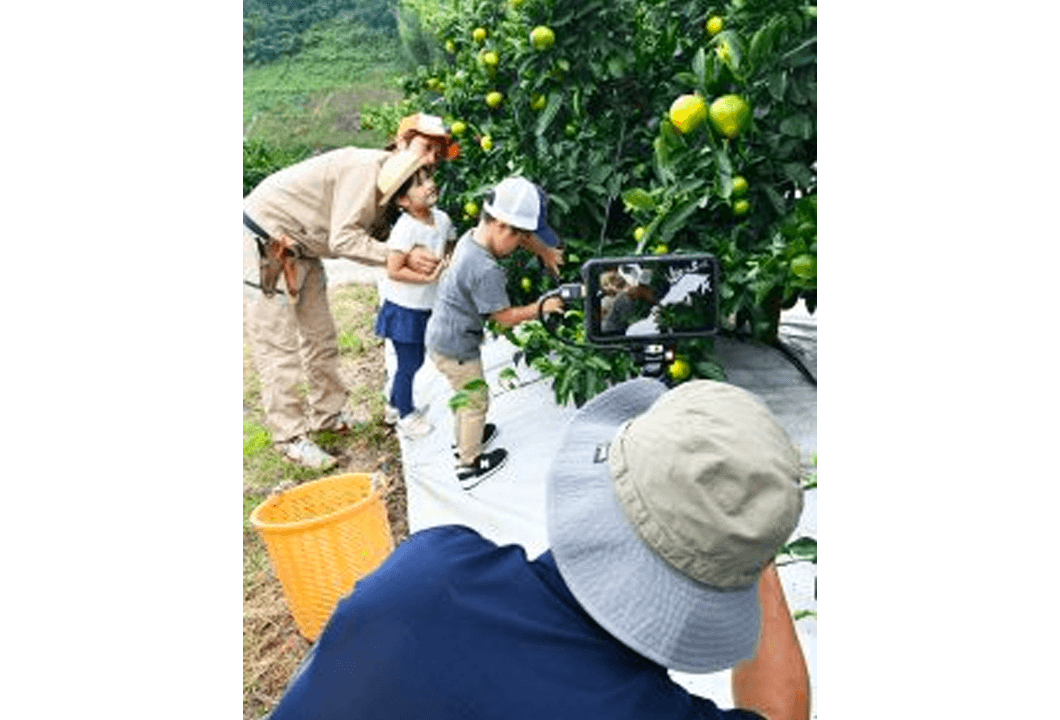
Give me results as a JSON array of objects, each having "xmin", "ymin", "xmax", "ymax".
[{"xmin": 426, "ymin": 176, "xmax": 565, "ymax": 489}]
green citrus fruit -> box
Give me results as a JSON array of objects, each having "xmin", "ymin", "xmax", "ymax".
[
  {"xmin": 667, "ymin": 357, "xmax": 691, "ymax": 382},
  {"xmin": 531, "ymin": 93, "xmax": 547, "ymax": 111},
  {"xmin": 520, "ymin": 277, "xmax": 533, "ymax": 292},
  {"xmin": 444, "ymin": 39, "xmax": 456, "ymax": 54},
  {"xmin": 706, "ymin": 16, "xmax": 724, "ymax": 36},
  {"xmin": 633, "ymin": 227, "xmax": 646, "ymax": 242},
  {"xmin": 450, "ymin": 120, "xmax": 467, "ymax": 136},
  {"xmin": 791, "ymin": 254, "xmax": 815, "ymax": 279},
  {"xmin": 464, "ymin": 201, "xmax": 480, "ymax": 217},
  {"xmin": 530, "ymin": 25, "xmax": 555, "ymax": 51},
  {"xmin": 733, "ymin": 199, "xmax": 750, "ymax": 216},
  {"xmin": 732, "ymin": 175, "xmax": 749, "ymax": 197},
  {"xmin": 480, "ymin": 135, "xmax": 494, "ymax": 151},
  {"xmin": 480, "ymin": 50, "xmax": 499, "ymax": 68},
  {"xmin": 472, "ymin": 27, "xmax": 487, "ymax": 43},
  {"xmin": 668, "ymin": 94, "xmax": 708, "ymax": 134},
  {"xmin": 564, "ymin": 122, "xmax": 577, "ymax": 137},
  {"xmin": 708, "ymin": 94, "xmax": 751, "ymax": 139},
  {"xmin": 486, "ymin": 91, "xmax": 504, "ymax": 108},
  {"xmin": 715, "ymin": 42, "xmax": 732, "ymax": 63}
]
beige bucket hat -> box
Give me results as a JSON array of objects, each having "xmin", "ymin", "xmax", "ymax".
[{"xmin": 546, "ymin": 377, "xmax": 804, "ymax": 673}]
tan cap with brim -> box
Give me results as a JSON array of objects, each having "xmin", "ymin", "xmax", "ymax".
[{"xmin": 377, "ymin": 149, "xmax": 429, "ymax": 208}]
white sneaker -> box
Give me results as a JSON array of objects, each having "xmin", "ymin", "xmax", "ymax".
[
  {"xmin": 396, "ymin": 412, "xmax": 433, "ymax": 440},
  {"xmin": 280, "ymin": 436, "xmax": 337, "ymax": 470},
  {"xmin": 384, "ymin": 404, "xmax": 400, "ymax": 425}
]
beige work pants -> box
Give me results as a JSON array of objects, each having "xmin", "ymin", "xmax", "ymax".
[
  {"xmin": 244, "ymin": 230, "xmax": 347, "ymax": 444},
  {"xmin": 430, "ymin": 351, "xmax": 488, "ymax": 465}
]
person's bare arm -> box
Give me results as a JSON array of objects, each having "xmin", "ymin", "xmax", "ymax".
[
  {"xmin": 731, "ymin": 563, "xmax": 811, "ymax": 720},
  {"xmin": 386, "ymin": 251, "xmax": 441, "ymax": 284},
  {"xmin": 519, "ymin": 235, "xmax": 564, "ymax": 279},
  {"xmin": 405, "ymin": 245, "xmax": 441, "ymax": 275},
  {"xmin": 490, "ymin": 296, "xmax": 563, "ymax": 329}
]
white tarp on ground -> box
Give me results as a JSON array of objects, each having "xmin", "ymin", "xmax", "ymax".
[{"xmin": 377, "ymin": 283, "xmax": 818, "ymax": 717}]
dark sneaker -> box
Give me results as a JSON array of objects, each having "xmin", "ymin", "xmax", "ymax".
[
  {"xmin": 452, "ymin": 424, "xmax": 499, "ymax": 458},
  {"xmin": 456, "ymin": 448, "xmax": 508, "ymax": 490}
]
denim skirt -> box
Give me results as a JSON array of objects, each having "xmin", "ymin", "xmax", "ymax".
[{"xmin": 374, "ymin": 300, "xmax": 432, "ymax": 345}]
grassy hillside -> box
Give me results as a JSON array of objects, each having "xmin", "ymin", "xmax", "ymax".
[{"xmin": 243, "ymin": 15, "xmax": 405, "ymax": 150}]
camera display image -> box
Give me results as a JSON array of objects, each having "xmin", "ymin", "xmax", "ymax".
[{"xmin": 582, "ymin": 254, "xmax": 719, "ymax": 344}]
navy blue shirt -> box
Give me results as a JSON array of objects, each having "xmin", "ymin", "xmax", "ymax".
[{"xmin": 268, "ymin": 525, "xmax": 764, "ymax": 720}]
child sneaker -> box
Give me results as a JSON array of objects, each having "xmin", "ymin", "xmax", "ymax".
[
  {"xmin": 383, "ymin": 404, "xmax": 400, "ymax": 425},
  {"xmin": 451, "ymin": 423, "xmax": 498, "ymax": 458},
  {"xmin": 456, "ymin": 447, "xmax": 508, "ymax": 490},
  {"xmin": 397, "ymin": 412, "xmax": 433, "ymax": 440}
]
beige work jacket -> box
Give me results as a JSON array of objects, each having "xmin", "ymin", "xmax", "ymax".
[{"xmin": 243, "ymin": 147, "xmax": 391, "ymax": 265}]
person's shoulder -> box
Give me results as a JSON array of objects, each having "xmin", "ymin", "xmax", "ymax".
[
  {"xmin": 433, "ymin": 207, "xmax": 454, "ymax": 225},
  {"xmin": 405, "ymin": 524, "xmax": 493, "ymax": 551},
  {"xmin": 387, "ymin": 213, "xmax": 416, "ymax": 246}
]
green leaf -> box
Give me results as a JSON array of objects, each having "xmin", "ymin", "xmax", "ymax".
[
  {"xmin": 783, "ymin": 161, "xmax": 814, "ymax": 188},
  {"xmin": 622, "ymin": 187, "xmax": 656, "ymax": 211},
  {"xmin": 793, "ymin": 609, "xmax": 816, "ymax": 621},
  {"xmin": 779, "ymin": 113, "xmax": 813, "ymax": 139},
  {"xmin": 657, "ymin": 196, "xmax": 701, "ymax": 243},
  {"xmin": 763, "ymin": 184, "xmax": 787, "ymax": 215},
  {"xmin": 536, "ymin": 93, "xmax": 563, "ymax": 136},
  {"xmin": 692, "ymin": 47, "xmax": 707, "ymax": 88},
  {"xmin": 713, "ymin": 29, "xmax": 743, "ymax": 73},
  {"xmin": 768, "ymin": 70, "xmax": 788, "ymax": 101},
  {"xmin": 780, "ymin": 536, "xmax": 817, "ymax": 563}
]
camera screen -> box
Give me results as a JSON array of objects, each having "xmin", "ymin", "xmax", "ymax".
[{"xmin": 582, "ymin": 254, "xmax": 719, "ymax": 344}]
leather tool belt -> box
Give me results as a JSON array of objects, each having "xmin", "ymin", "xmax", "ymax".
[{"xmin": 243, "ymin": 212, "xmax": 302, "ymax": 299}]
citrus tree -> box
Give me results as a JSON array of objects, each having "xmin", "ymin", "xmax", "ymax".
[{"xmin": 386, "ymin": 0, "xmax": 815, "ymax": 405}]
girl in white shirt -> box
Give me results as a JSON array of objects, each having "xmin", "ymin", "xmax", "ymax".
[{"xmin": 374, "ymin": 168, "xmax": 456, "ymax": 438}]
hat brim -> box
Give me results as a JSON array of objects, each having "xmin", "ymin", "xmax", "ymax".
[
  {"xmin": 377, "ymin": 152, "xmax": 428, "ymax": 209},
  {"xmin": 532, "ymin": 224, "xmax": 560, "ymax": 248},
  {"xmin": 546, "ymin": 377, "xmax": 761, "ymax": 674}
]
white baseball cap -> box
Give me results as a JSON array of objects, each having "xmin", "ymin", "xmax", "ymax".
[{"xmin": 482, "ymin": 176, "xmax": 560, "ymax": 247}]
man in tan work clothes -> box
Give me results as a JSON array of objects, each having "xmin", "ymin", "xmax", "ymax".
[{"xmin": 243, "ymin": 114, "xmax": 453, "ymax": 469}]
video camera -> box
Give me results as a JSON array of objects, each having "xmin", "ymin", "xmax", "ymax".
[{"xmin": 540, "ymin": 253, "xmax": 720, "ymax": 379}]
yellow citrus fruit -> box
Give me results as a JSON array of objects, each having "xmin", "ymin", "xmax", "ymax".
[
  {"xmin": 480, "ymin": 50, "xmax": 499, "ymax": 67},
  {"xmin": 520, "ymin": 277, "xmax": 533, "ymax": 292},
  {"xmin": 444, "ymin": 39, "xmax": 456, "ymax": 54},
  {"xmin": 733, "ymin": 199, "xmax": 750, "ymax": 216},
  {"xmin": 472, "ymin": 27, "xmax": 487, "ymax": 43},
  {"xmin": 652, "ymin": 244, "xmax": 669, "ymax": 255},
  {"xmin": 450, "ymin": 120, "xmax": 467, "ymax": 136},
  {"xmin": 531, "ymin": 93, "xmax": 547, "ymax": 110},
  {"xmin": 668, "ymin": 94, "xmax": 708, "ymax": 134},
  {"xmin": 480, "ymin": 135, "xmax": 494, "ymax": 151},
  {"xmin": 732, "ymin": 175, "xmax": 749, "ymax": 197},
  {"xmin": 706, "ymin": 16, "xmax": 724, "ymax": 36},
  {"xmin": 709, "ymin": 94, "xmax": 751, "ymax": 138},
  {"xmin": 633, "ymin": 226, "xmax": 646, "ymax": 242},
  {"xmin": 530, "ymin": 25, "xmax": 555, "ymax": 51},
  {"xmin": 464, "ymin": 201, "xmax": 480, "ymax": 217},
  {"xmin": 667, "ymin": 357, "xmax": 691, "ymax": 382},
  {"xmin": 791, "ymin": 254, "xmax": 815, "ymax": 279},
  {"xmin": 486, "ymin": 91, "xmax": 504, "ymax": 108}
]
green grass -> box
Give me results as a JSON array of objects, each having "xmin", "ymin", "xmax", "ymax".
[{"xmin": 244, "ymin": 16, "xmax": 405, "ymax": 149}]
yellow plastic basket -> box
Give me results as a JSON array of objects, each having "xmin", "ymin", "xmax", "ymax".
[{"xmin": 249, "ymin": 472, "xmax": 394, "ymax": 641}]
